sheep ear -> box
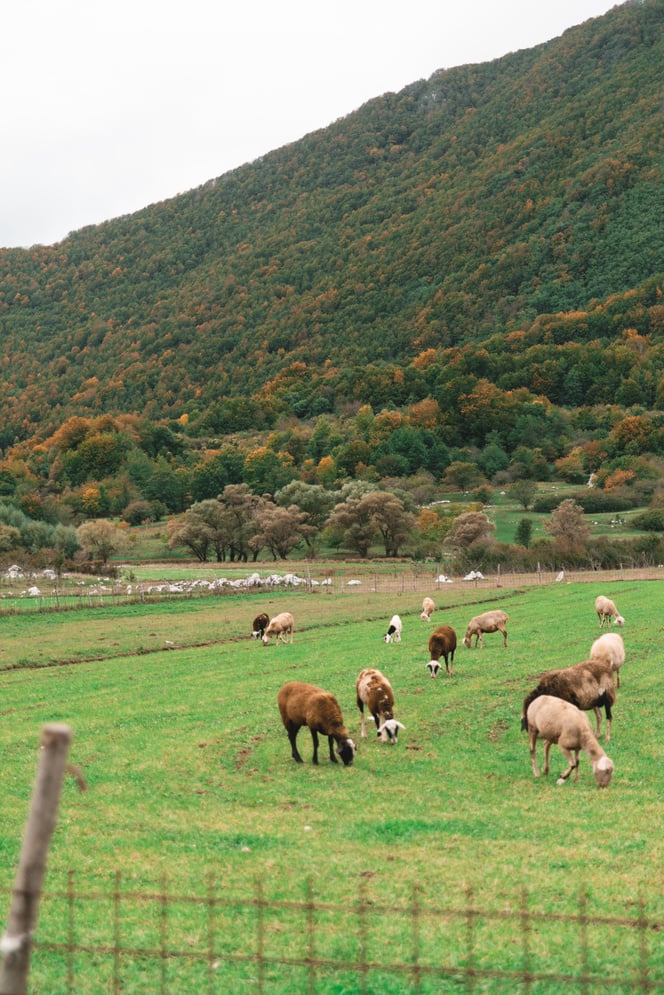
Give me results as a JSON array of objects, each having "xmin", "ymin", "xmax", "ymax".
[
  {"xmin": 396, "ymin": 721, "xmax": 405, "ymax": 730},
  {"xmin": 377, "ymin": 722, "xmax": 386, "ymax": 732}
]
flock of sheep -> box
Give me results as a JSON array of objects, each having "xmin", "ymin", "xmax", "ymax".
[{"xmin": 252, "ymin": 593, "xmax": 626, "ymax": 787}]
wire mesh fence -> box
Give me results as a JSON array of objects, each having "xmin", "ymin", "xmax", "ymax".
[{"xmin": 9, "ymin": 871, "xmax": 663, "ymax": 994}]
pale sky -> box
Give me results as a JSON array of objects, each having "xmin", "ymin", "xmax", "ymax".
[{"xmin": 1, "ymin": 0, "xmax": 614, "ymax": 249}]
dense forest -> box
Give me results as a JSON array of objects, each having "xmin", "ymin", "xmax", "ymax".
[{"xmin": 0, "ymin": 0, "xmax": 662, "ymax": 564}]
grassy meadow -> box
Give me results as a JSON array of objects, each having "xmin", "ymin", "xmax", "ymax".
[{"xmin": 1, "ymin": 574, "xmax": 663, "ymax": 992}]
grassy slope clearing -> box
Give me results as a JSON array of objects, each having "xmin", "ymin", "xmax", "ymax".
[{"xmin": 1, "ymin": 579, "xmax": 662, "ymax": 990}]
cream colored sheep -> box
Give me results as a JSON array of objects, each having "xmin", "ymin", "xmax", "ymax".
[
  {"xmin": 277, "ymin": 681, "xmax": 356, "ymax": 765},
  {"xmin": 590, "ymin": 632, "xmax": 626, "ymax": 688},
  {"xmin": 462, "ymin": 610, "xmax": 508, "ymax": 649},
  {"xmin": 526, "ymin": 695, "xmax": 614, "ymax": 787},
  {"xmin": 420, "ymin": 597, "xmax": 435, "ymax": 622},
  {"xmin": 355, "ymin": 667, "xmax": 404, "ymax": 744},
  {"xmin": 595, "ymin": 595, "xmax": 625, "ymax": 629},
  {"xmin": 262, "ymin": 611, "xmax": 294, "ymax": 645}
]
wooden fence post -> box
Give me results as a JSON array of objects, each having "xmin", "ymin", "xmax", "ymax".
[{"xmin": 1, "ymin": 723, "xmax": 73, "ymax": 995}]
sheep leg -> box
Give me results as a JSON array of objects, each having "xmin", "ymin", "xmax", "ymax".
[
  {"xmin": 286, "ymin": 724, "xmax": 303, "ymax": 763},
  {"xmin": 446, "ymin": 652, "xmax": 454, "ymax": 676},
  {"xmin": 501, "ymin": 627, "xmax": 508, "ymax": 648},
  {"xmin": 310, "ymin": 729, "xmax": 320, "ymax": 765},
  {"xmin": 543, "ymin": 739, "xmax": 551, "ymax": 776},
  {"xmin": 529, "ymin": 729, "xmax": 540, "ymax": 777},
  {"xmin": 556, "ymin": 747, "xmax": 578, "ymax": 784},
  {"xmin": 327, "ymin": 734, "xmax": 338, "ymax": 763},
  {"xmin": 604, "ymin": 703, "xmax": 612, "ymax": 743}
]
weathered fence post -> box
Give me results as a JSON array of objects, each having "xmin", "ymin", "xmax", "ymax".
[{"xmin": 1, "ymin": 723, "xmax": 73, "ymax": 995}]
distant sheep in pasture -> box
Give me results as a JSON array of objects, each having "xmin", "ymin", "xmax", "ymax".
[
  {"xmin": 384, "ymin": 614, "xmax": 402, "ymax": 643},
  {"xmin": 595, "ymin": 595, "xmax": 625, "ymax": 629},
  {"xmin": 462, "ymin": 610, "xmax": 509, "ymax": 649},
  {"xmin": 251, "ymin": 612, "xmax": 270, "ymax": 640},
  {"xmin": 420, "ymin": 597, "xmax": 435, "ymax": 621},
  {"xmin": 262, "ymin": 611, "xmax": 294, "ymax": 645}
]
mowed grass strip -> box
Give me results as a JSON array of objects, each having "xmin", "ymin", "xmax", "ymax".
[{"xmin": 1, "ymin": 580, "xmax": 662, "ymax": 989}]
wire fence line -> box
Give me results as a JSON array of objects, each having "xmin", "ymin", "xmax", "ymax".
[{"xmin": 6, "ymin": 871, "xmax": 661, "ymax": 994}]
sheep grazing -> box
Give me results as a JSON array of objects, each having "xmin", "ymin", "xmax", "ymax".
[
  {"xmin": 277, "ymin": 681, "xmax": 356, "ymax": 766},
  {"xmin": 420, "ymin": 597, "xmax": 435, "ymax": 622},
  {"xmin": 427, "ymin": 625, "xmax": 457, "ymax": 678},
  {"xmin": 262, "ymin": 611, "xmax": 294, "ymax": 646},
  {"xmin": 251, "ymin": 612, "xmax": 270, "ymax": 640},
  {"xmin": 355, "ymin": 667, "xmax": 404, "ymax": 744},
  {"xmin": 462, "ymin": 610, "xmax": 509, "ymax": 649},
  {"xmin": 595, "ymin": 595, "xmax": 625, "ymax": 629},
  {"xmin": 526, "ymin": 695, "xmax": 614, "ymax": 787},
  {"xmin": 383, "ymin": 614, "xmax": 402, "ymax": 643},
  {"xmin": 590, "ymin": 632, "xmax": 626, "ymax": 689},
  {"xmin": 521, "ymin": 657, "xmax": 616, "ymax": 742}
]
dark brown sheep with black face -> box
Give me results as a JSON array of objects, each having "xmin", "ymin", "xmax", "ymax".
[
  {"xmin": 521, "ymin": 657, "xmax": 617, "ymax": 742},
  {"xmin": 277, "ymin": 681, "xmax": 356, "ymax": 766},
  {"xmin": 251, "ymin": 612, "xmax": 270, "ymax": 639}
]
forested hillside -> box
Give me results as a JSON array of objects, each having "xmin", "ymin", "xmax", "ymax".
[{"xmin": 0, "ymin": 0, "xmax": 662, "ymax": 562}]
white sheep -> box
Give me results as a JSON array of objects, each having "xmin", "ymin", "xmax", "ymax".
[
  {"xmin": 595, "ymin": 595, "xmax": 625, "ymax": 629},
  {"xmin": 590, "ymin": 632, "xmax": 626, "ymax": 688},
  {"xmin": 426, "ymin": 625, "xmax": 457, "ymax": 678},
  {"xmin": 526, "ymin": 695, "xmax": 614, "ymax": 787},
  {"xmin": 251, "ymin": 612, "xmax": 270, "ymax": 640},
  {"xmin": 277, "ymin": 681, "xmax": 356, "ymax": 765},
  {"xmin": 262, "ymin": 611, "xmax": 294, "ymax": 645},
  {"xmin": 355, "ymin": 667, "xmax": 404, "ymax": 744},
  {"xmin": 383, "ymin": 614, "xmax": 402, "ymax": 643},
  {"xmin": 420, "ymin": 597, "xmax": 435, "ymax": 622},
  {"xmin": 462, "ymin": 609, "xmax": 509, "ymax": 649}
]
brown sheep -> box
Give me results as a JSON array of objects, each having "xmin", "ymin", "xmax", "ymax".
[
  {"xmin": 251, "ymin": 612, "xmax": 270, "ymax": 640},
  {"xmin": 526, "ymin": 695, "xmax": 614, "ymax": 787},
  {"xmin": 427, "ymin": 625, "xmax": 457, "ymax": 678},
  {"xmin": 521, "ymin": 657, "xmax": 616, "ymax": 742},
  {"xmin": 277, "ymin": 681, "xmax": 356, "ymax": 766},
  {"xmin": 462, "ymin": 610, "xmax": 509, "ymax": 649}
]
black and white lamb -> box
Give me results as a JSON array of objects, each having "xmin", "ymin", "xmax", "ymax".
[
  {"xmin": 277, "ymin": 681, "xmax": 356, "ymax": 766},
  {"xmin": 526, "ymin": 694, "xmax": 614, "ymax": 787},
  {"xmin": 383, "ymin": 614, "xmax": 402, "ymax": 643},
  {"xmin": 355, "ymin": 667, "xmax": 404, "ymax": 744}
]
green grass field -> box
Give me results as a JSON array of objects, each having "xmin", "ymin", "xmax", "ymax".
[{"xmin": 1, "ymin": 577, "xmax": 662, "ymax": 992}]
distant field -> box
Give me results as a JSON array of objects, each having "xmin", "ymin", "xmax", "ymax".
[{"xmin": 1, "ymin": 577, "xmax": 661, "ymax": 991}]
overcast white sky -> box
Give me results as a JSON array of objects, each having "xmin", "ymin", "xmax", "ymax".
[{"xmin": 1, "ymin": 0, "xmax": 614, "ymax": 249}]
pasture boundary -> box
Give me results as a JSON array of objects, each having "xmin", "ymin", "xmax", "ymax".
[{"xmin": 4, "ymin": 871, "xmax": 663, "ymax": 993}]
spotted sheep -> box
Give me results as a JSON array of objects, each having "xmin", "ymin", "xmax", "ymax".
[
  {"xmin": 526, "ymin": 695, "xmax": 614, "ymax": 787},
  {"xmin": 384, "ymin": 614, "xmax": 402, "ymax": 643},
  {"xmin": 277, "ymin": 681, "xmax": 356, "ymax": 766},
  {"xmin": 355, "ymin": 667, "xmax": 404, "ymax": 744}
]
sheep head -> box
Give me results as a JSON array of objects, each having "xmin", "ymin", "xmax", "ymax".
[
  {"xmin": 337, "ymin": 738, "xmax": 356, "ymax": 766},
  {"xmin": 613, "ymin": 615, "xmax": 625, "ymax": 627},
  {"xmin": 592, "ymin": 755, "xmax": 614, "ymax": 788},
  {"xmin": 426, "ymin": 661, "xmax": 441, "ymax": 678},
  {"xmin": 377, "ymin": 719, "xmax": 405, "ymax": 744}
]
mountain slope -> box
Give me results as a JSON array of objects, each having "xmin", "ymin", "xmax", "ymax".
[{"xmin": 0, "ymin": 0, "xmax": 662, "ymax": 445}]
